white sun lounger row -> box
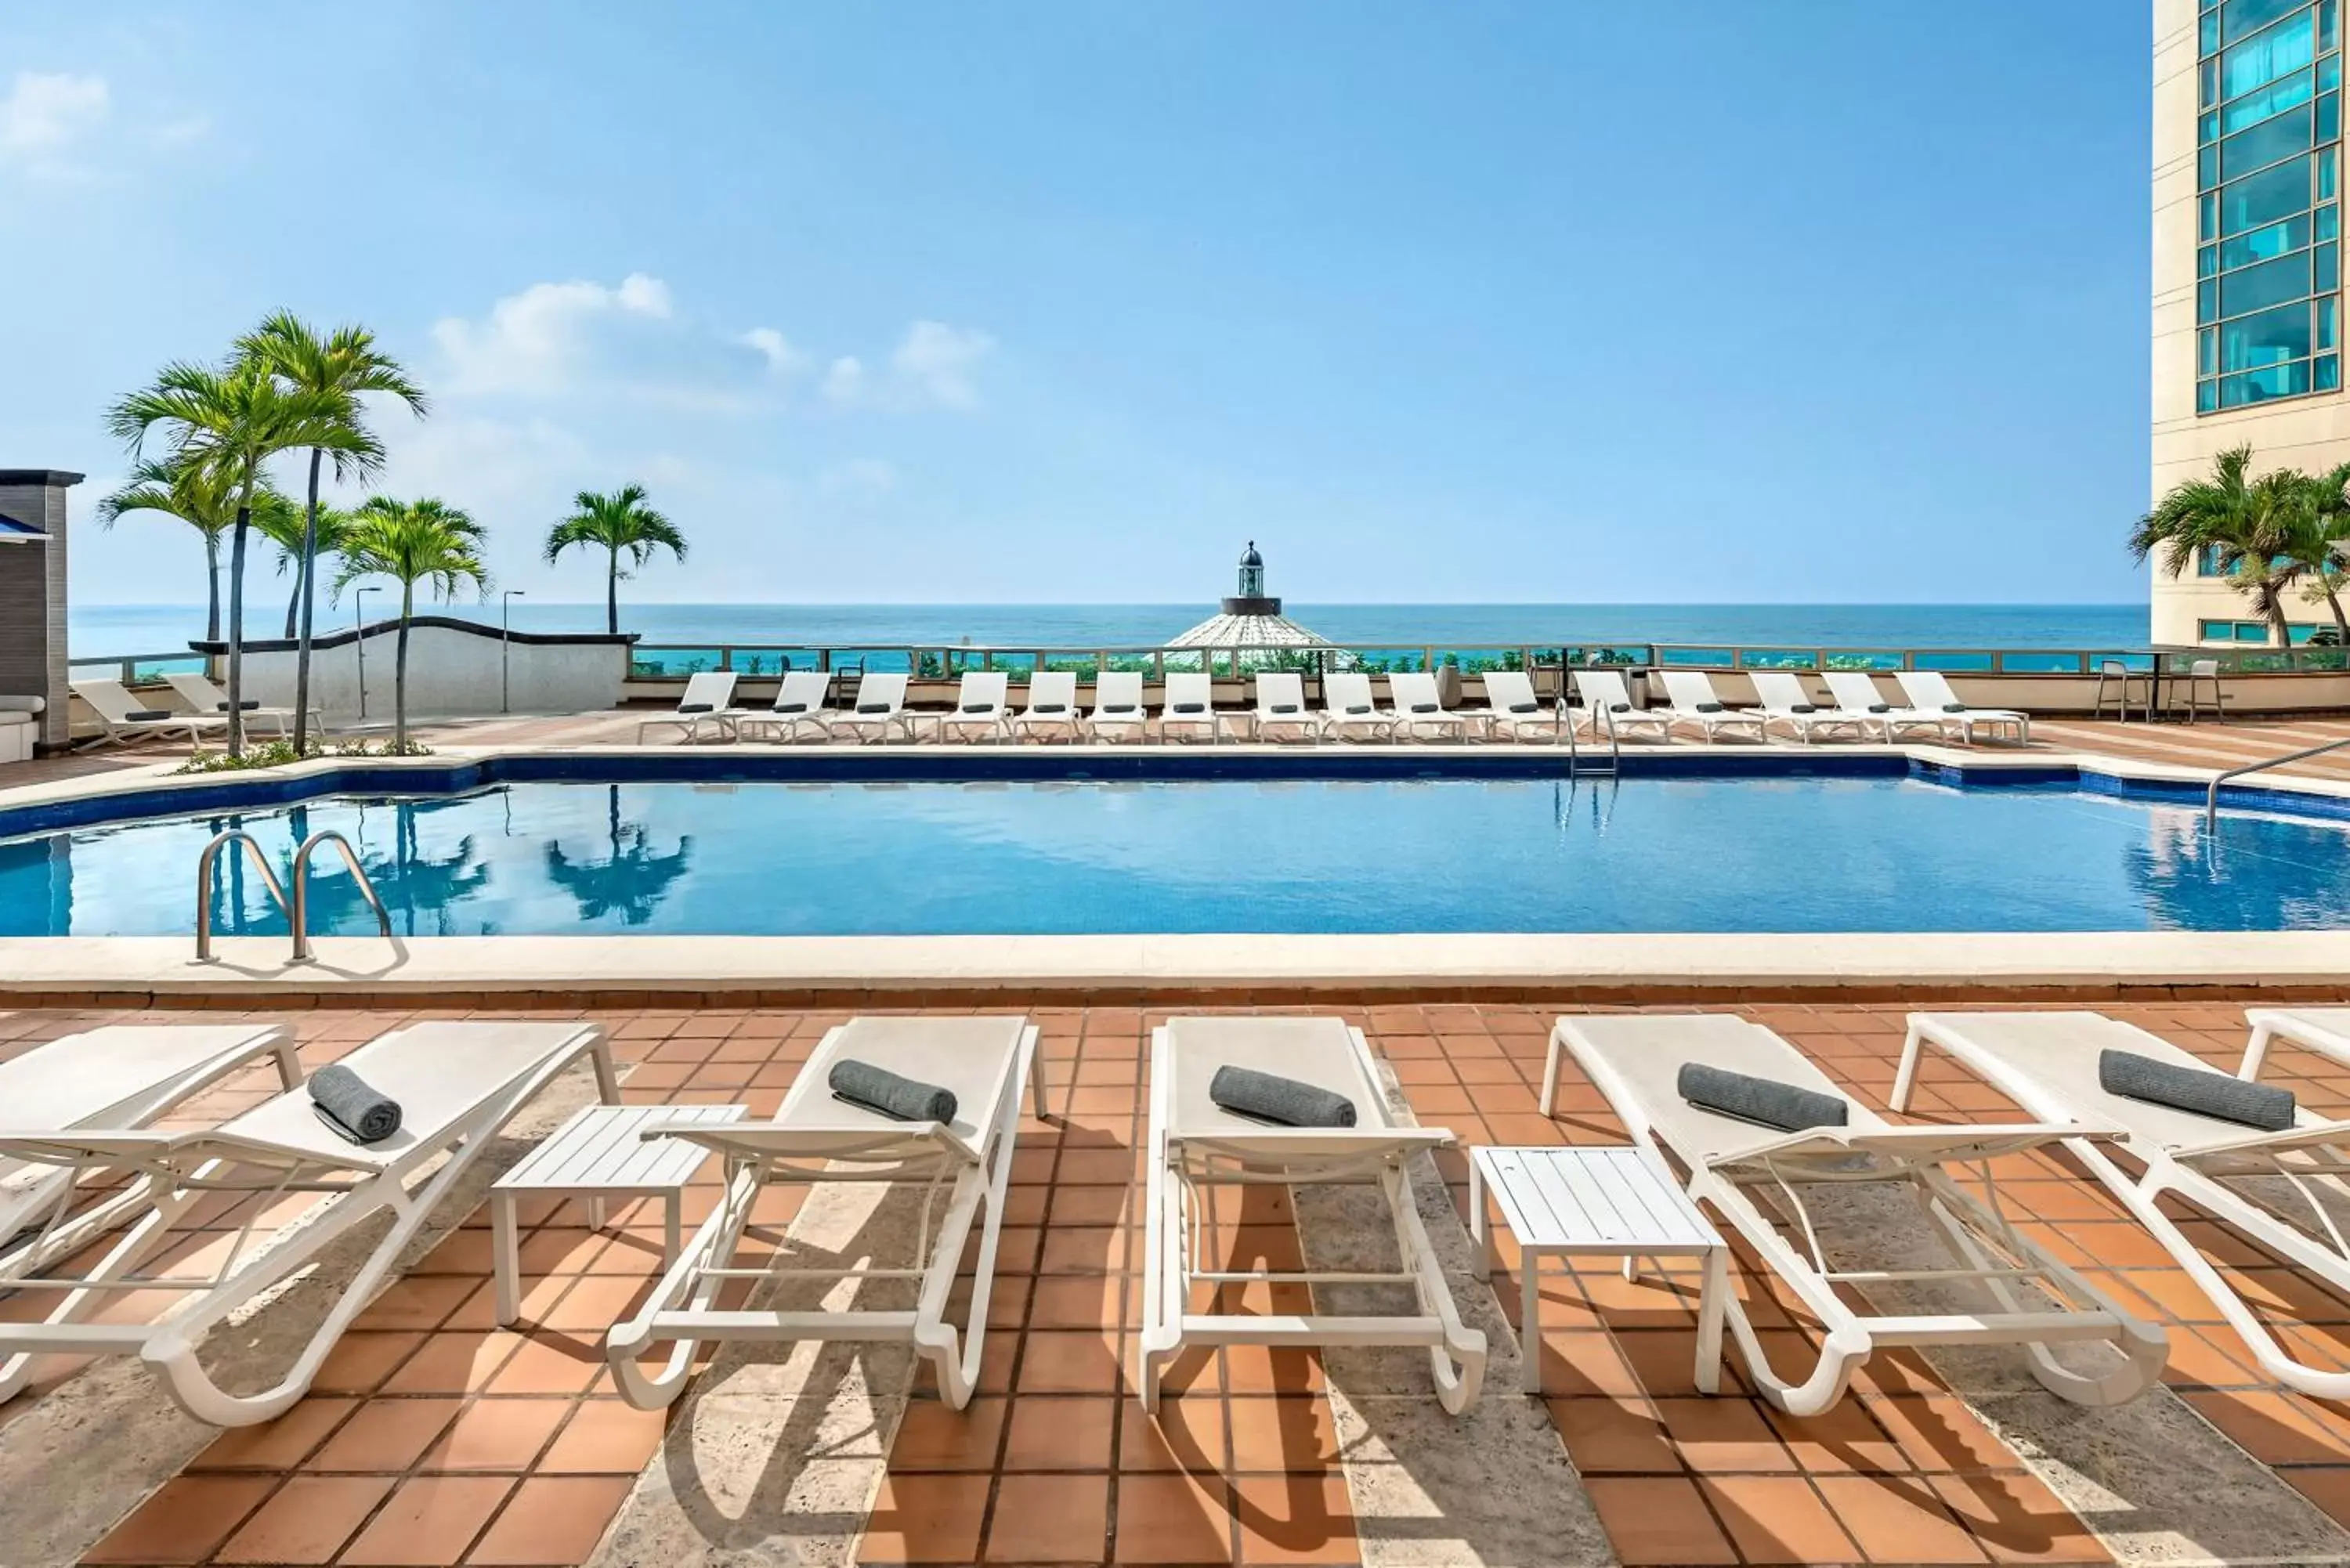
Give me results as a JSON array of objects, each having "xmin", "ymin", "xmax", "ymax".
[
  {"xmin": 637, "ymin": 667, "xmax": 2030, "ymax": 746},
  {"xmin": 1539, "ymin": 1006, "xmax": 2350, "ymax": 1413}
]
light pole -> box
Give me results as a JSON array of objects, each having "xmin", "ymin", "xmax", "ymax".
[
  {"xmin": 501, "ymin": 590, "xmax": 526, "ymax": 713},
  {"xmin": 353, "ymin": 587, "xmax": 380, "ymax": 724}
]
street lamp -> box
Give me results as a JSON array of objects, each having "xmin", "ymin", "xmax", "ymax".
[
  {"xmin": 501, "ymin": 591, "xmax": 526, "ymax": 713},
  {"xmin": 353, "ymin": 587, "xmax": 381, "ymax": 724}
]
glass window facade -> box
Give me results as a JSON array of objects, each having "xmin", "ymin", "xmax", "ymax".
[{"xmin": 2198, "ymin": 0, "xmax": 2344, "ymax": 412}]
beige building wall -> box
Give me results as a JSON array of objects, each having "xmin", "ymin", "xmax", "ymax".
[{"xmin": 2153, "ymin": 0, "xmax": 2350, "ymax": 645}]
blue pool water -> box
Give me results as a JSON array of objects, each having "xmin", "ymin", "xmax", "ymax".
[{"xmin": 2, "ymin": 775, "xmax": 2345, "ymax": 935}]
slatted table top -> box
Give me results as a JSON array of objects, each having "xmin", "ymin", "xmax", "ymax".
[
  {"xmin": 495, "ymin": 1102, "xmax": 749, "ymax": 1194},
  {"xmin": 1471, "ymin": 1144, "xmax": 1722, "ymax": 1254}
]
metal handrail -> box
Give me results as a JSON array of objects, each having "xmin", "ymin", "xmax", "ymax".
[
  {"xmin": 289, "ymin": 831, "xmax": 392, "ymax": 962},
  {"xmin": 194, "ymin": 831, "xmax": 290, "ymax": 962},
  {"xmin": 2205, "ymin": 735, "xmax": 2350, "ymax": 830}
]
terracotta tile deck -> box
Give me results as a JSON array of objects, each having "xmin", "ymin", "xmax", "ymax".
[{"xmin": 2, "ymin": 996, "xmax": 2346, "ymax": 1565}]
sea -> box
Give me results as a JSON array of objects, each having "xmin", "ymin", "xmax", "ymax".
[{"xmin": 71, "ymin": 602, "xmax": 2152, "ymax": 657}]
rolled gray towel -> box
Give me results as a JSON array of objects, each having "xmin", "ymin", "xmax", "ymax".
[
  {"xmin": 1409, "ymin": 702, "xmax": 1441, "ymax": 714},
  {"xmin": 776, "ymin": 701, "xmax": 811, "ymax": 714},
  {"xmin": 1344, "ymin": 703, "xmax": 1374, "ymax": 715},
  {"xmin": 856, "ymin": 701, "xmax": 893, "ymax": 714},
  {"xmin": 1788, "ymin": 703, "xmax": 1817, "ymax": 714},
  {"xmin": 212, "ymin": 699, "xmax": 262, "ymax": 712},
  {"xmin": 1508, "ymin": 701, "xmax": 1539, "ymax": 714},
  {"xmin": 677, "ymin": 702, "xmax": 714, "ymax": 714},
  {"xmin": 1101, "ymin": 704, "xmax": 1140, "ymax": 716},
  {"xmin": 1033, "ymin": 703, "xmax": 1067, "ymax": 714},
  {"xmin": 1694, "ymin": 701, "xmax": 1723, "ymax": 713},
  {"xmin": 1866, "ymin": 703, "xmax": 1890, "ymax": 713},
  {"xmin": 830, "ymin": 1059, "xmax": 958, "ymax": 1123},
  {"xmin": 309, "ymin": 1063, "xmax": 403, "ymax": 1145},
  {"xmin": 1270, "ymin": 703, "xmax": 1300, "ymax": 714},
  {"xmin": 1209, "ymin": 1064, "xmax": 1357, "ymax": 1128},
  {"xmin": 1940, "ymin": 703, "xmax": 1968, "ymax": 713},
  {"xmin": 1607, "ymin": 702, "xmax": 1632, "ymax": 714},
  {"xmin": 1171, "ymin": 701, "xmax": 1207, "ymax": 714},
  {"xmin": 128, "ymin": 708, "xmax": 174, "ymax": 721},
  {"xmin": 2099, "ymin": 1049, "xmax": 2294, "ymax": 1131},
  {"xmin": 1678, "ymin": 1062, "xmax": 1847, "ymax": 1133}
]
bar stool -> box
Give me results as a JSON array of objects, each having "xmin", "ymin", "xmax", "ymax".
[
  {"xmin": 2181, "ymin": 657, "xmax": 2225, "ymax": 724},
  {"xmin": 2092, "ymin": 659, "xmax": 2146, "ymax": 723}
]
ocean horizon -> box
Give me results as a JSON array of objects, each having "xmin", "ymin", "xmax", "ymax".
[{"xmin": 70, "ymin": 601, "xmax": 2152, "ymax": 657}]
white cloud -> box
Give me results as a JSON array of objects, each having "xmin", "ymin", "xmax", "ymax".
[
  {"xmin": 819, "ymin": 458, "xmax": 898, "ymax": 504},
  {"xmin": 891, "ymin": 320, "xmax": 995, "ymax": 409},
  {"xmin": 150, "ymin": 114, "xmax": 211, "ymax": 148},
  {"xmin": 743, "ymin": 327, "xmax": 808, "ymax": 376},
  {"xmin": 0, "ymin": 71, "xmax": 110, "ymax": 178},
  {"xmin": 429, "ymin": 273, "xmax": 712, "ymax": 399},
  {"xmin": 824, "ymin": 321, "xmax": 996, "ymax": 410}
]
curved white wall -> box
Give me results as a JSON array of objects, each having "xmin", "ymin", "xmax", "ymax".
[{"xmin": 213, "ymin": 621, "xmax": 630, "ymax": 721}]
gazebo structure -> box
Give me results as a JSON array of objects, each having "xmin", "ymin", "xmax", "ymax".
[
  {"xmin": 1166, "ymin": 541, "xmax": 1331, "ymax": 652},
  {"xmin": 0, "ymin": 470, "xmax": 83, "ymax": 754}
]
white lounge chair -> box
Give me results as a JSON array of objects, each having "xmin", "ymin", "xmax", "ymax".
[
  {"xmin": 1896, "ymin": 670, "xmax": 2030, "ymax": 746},
  {"xmin": 0, "ymin": 1021, "xmax": 616, "ymax": 1425},
  {"xmin": 1546, "ymin": 1014, "xmax": 2166, "ymax": 1416},
  {"xmin": 938, "ymin": 671, "xmax": 1013, "ymax": 743},
  {"xmin": 1139, "ymin": 1017, "xmax": 1486, "ymax": 1413},
  {"xmin": 1823, "ymin": 671, "xmax": 1944, "ymax": 742},
  {"xmin": 1085, "ymin": 670, "xmax": 1151, "ymax": 742},
  {"xmin": 606, "ymin": 1015, "xmax": 1040, "ymax": 1411},
  {"xmin": 1570, "ymin": 670, "xmax": 1674, "ymax": 744},
  {"xmin": 72, "ymin": 678, "xmax": 230, "ymax": 750},
  {"xmin": 164, "ymin": 671, "xmax": 311, "ymax": 740},
  {"xmin": 1464, "ymin": 670, "xmax": 1566, "ymax": 742},
  {"xmin": 1321, "ymin": 673, "xmax": 1397, "ymax": 742},
  {"xmin": 827, "ymin": 672, "xmax": 915, "ymax": 743},
  {"xmin": 1896, "ymin": 1010, "xmax": 2350, "ymax": 1402},
  {"xmin": 636, "ymin": 670, "xmax": 744, "ymax": 745},
  {"xmin": 1250, "ymin": 672, "xmax": 1318, "ymax": 742},
  {"xmin": 1387, "ymin": 672, "xmax": 1470, "ymax": 742},
  {"xmin": 1011, "ymin": 670, "xmax": 1084, "ymax": 742},
  {"xmin": 1657, "ymin": 671, "xmax": 1769, "ymax": 743},
  {"xmin": 1749, "ymin": 671, "xmax": 1869, "ymax": 744},
  {"xmin": 0, "ymin": 1025, "xmax": 300, "ymax": 1277},
  {"xmin": 1160, "ymin": 672, "xmax": 1220, "ymax": 743},
  {"xmin": 737, "ymin": 670, "xmax": 835, "ymax": 743}
]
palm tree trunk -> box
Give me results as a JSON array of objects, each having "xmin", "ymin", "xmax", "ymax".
[
  {"xmin": 204, "ymin": 533, "xmax": 222, "ymax": 643},
  {"xmin": 2328, "ymin": 584, "xmax": 2350, "ymax": 647},
  {"xmin": 395, "ymin": 582, "xmax": 413, "ymax": 752},
  {"xmin": 293, "ymin": 447, "xmax": 324, "ymax": 753},
  {"xmin": 226, "ymin": 507, "xmax": 250, "ymax": 757},
  {"xmin": 283, "ymin": 573, "xmax": 301, "ymax": 640},
  {"xmin": 607, "ymin": 544, "xmax": 620, "ymax": 635},
  {"xmin": 2266, "ymin": 584, "xmax": 2293, "ymax": 648}
]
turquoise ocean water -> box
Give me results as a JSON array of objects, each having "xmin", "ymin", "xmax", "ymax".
[{"xmin": 72, "ymin": 602, "xmax": 2151, "ymax": 656}]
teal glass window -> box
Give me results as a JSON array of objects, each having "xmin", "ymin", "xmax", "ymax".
[
  {"xmin": 2200, "ymin": 6, "xmax": 2342, "ymax": 414},
  {"xmin": 2199, "ymin": 544, "xmax": 2232, "ymax": 576},
  {"xmin": 2199, "ymin": 620, "xmax": 2236, "ymax": 641}
]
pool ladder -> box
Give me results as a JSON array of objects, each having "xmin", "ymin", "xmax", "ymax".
[
  {"xmin": 195, "ymin": 829, "xmax": 392, "ymax": 963},
  {"xmin": 1563, "ymin": 698, "xmax": 1621, "ymax": 777}
]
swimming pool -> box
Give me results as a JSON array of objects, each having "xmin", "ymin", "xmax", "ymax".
[{"xmin": 3, "ymin": 773, "xmax": 2345, "ymax": 936}]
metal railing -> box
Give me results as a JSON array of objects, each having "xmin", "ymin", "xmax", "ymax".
[
  {"xmin": 195, "ymin": 829, "xmax": 392, "ymax": 962},
  {"xmin": 619, "ymin": 641, "xmax": 2306, "ymax": 682},
  {"xmin": 2205, "ymin": 735, "xmax": 2350, "ymax": 830},
  {"xmin": 68, "ymin": 650, "xmax": 212, "ymax": 685}
]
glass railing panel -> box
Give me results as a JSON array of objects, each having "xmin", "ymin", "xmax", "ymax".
[
  {"xmin": 1735, "ymin": 649, "xmax": 1820, "ymax": 670},
  {"xmin": 2088, "ymin": 651, "xmax": 2159, "ymax": 672},
  {"xmin": 1995, "ymin": 652, "xmax": 2084, "ymax": 674},
  {"xmin": 1342, "ymin": 647, "xmax": 1428, "ymax": 674},
  {"xmin": 1433, "ymin": 648, "xmax": 1516, "ymax": 673},
  {"xmin": 629, "ymin": 646, "xmax": 724, "ymax": 677},
  {"xmin": 125, "ymin": 653, "xmax": 209, "ymax": 682},
  {"xmin": 1911, "ymin": 651, "xmax": 1996, "ymax": 672},
  {"xmin": 830, "ymin": 648, "xmax": 913, "ymax": 675},
  {"xmin": 723, "ymin": 648, "xmax": 818, "ymax": 677},
  {"xmin": 1655, "ymin": 646, "xmax": 1734, "ymax": 667},
  {"xmin": 1160, "ymin": 649, "xmax": 1206, "ymax": 674},
  {"xmin": 1819, "ymin": 649, "xmax": 1904, "ymax": 670},
  {"xmin": 1040, "ymin": 652, "xmax": 1102, "ymax": 679}
]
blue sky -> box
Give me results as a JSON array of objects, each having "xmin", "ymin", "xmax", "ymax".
[{"xmin": 4, "ymin": 2, "xmax": 2149, "ymax": 608}]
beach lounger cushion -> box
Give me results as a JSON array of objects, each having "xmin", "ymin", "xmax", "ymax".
[
  {"xmin": 830, "ymin": 1057, "xmax": 959, "ymax": 1123},
  {"xmin": 1677, "ymin": 1061, "xmax": 1848, "ymax": 1133},
  {"xmin": 1209, "ymin": 1064, "xmax": 1358, "ymax": 1128},
  {"xmin": 2099, "ymin": 1048, "xmax": 2294, "ymax": 1131},
  {"xmin": 309, "ymin": 1064, "xmax": 403, "ymax": 1145}
]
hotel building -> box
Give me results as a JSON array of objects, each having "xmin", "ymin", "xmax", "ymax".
[{"xmin": 2153, "ymin": 0, "xmax": 2350, "ymax": 644}]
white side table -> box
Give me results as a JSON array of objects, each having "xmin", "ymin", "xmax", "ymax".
[
  {"xmin": 490, "ymin": 1101, "xmax": 748, "ymax": 1325},
  {"xmin": 1468, "ymin": 1144, "xmax": 1729, "ymax": 1395}
]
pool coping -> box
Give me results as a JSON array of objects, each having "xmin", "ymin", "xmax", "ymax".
[{"xmin": 9, "ymin": 738, "xmax": 2350, "ymax": 999}]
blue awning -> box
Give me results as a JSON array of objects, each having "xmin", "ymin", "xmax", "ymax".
[{"xmin": 0, "ymin": 515, "xmax": 42, "ymax": 541}]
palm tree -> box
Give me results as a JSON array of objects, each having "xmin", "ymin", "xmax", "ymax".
[
  {"xmin": 2291, "ymin": 462, "xmax": 2350, "ymax": 645},
  {"xmin": 253, "ymin": 500, "xmax": 352, "ymax": 638},
  {"xmin": 93, "ymin": 455, "xmax": 248, "ymax": 641},
  {"xmin": 331, "ymin": 497, "xmax": 490, "ymax": 750},
  {"xmin": 544, "ymin": 485, "xmax": 686, "ymax": 634},
  {"xmin": 238, "ymin": 313, "xmax": 427, "ymax": 754},
  {"xmin": 2132, "ymin": 445, "xmax": 2309, "ymax": 647},
  {"xmin": 108, "ymin": 359, "xmax": 377, "ymax": 755}
]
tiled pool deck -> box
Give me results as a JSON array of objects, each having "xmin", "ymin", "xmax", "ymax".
[{"xmin": 9, "ymin": 998, "xmax": 2350, "ymax": 1567}]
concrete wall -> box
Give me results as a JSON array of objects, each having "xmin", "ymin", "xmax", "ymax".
[
  {"xmin": 2149, "ymin": 0, "xmax": 2350, "ymax": 646},
  {"xmin": 201, "ymin": 618, "xmax": 634, "ymax": 722},
  {"xmin": 0, "ymin": 471, "xmax": 82, "ymax": 750}
]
